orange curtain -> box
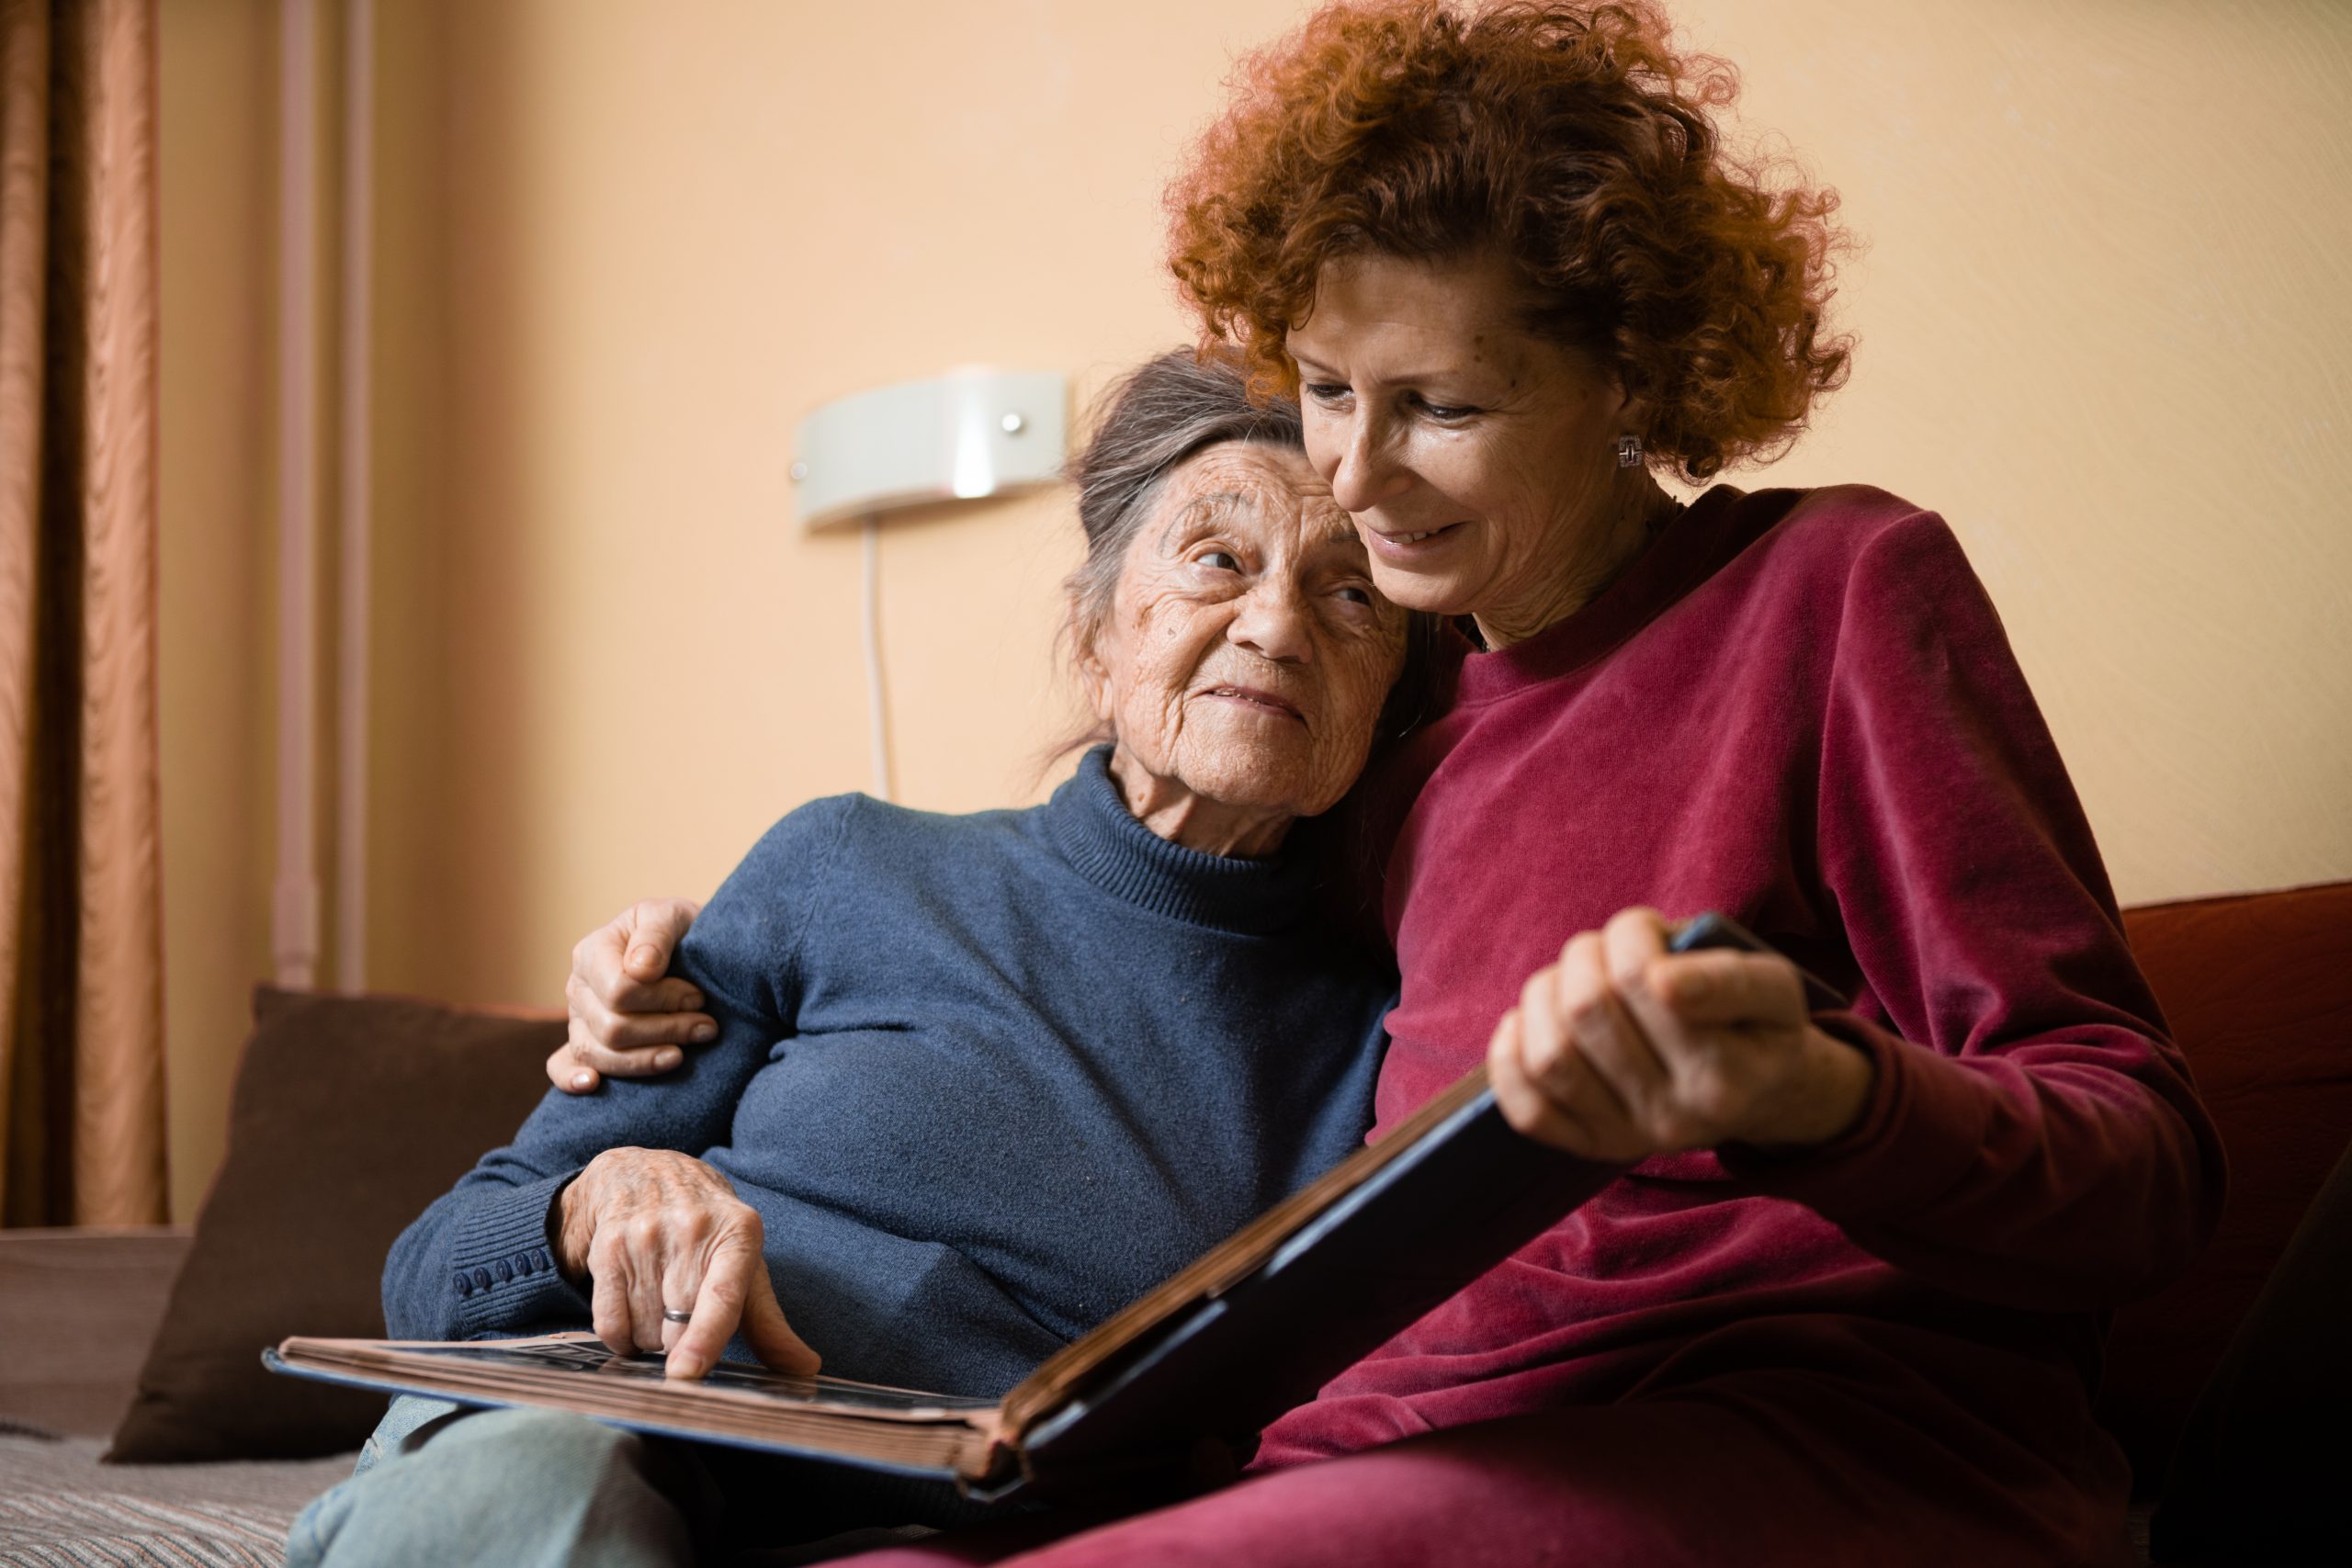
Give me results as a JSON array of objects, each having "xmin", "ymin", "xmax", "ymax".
[{"xmin": 0, "ymin": 0, "xmax": 164, "ymax": 1227}]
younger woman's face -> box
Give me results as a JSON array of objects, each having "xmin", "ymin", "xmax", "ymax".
[{"xmin": 1286, "ymin": 248, "xmax": 1648, "ymax": 648}]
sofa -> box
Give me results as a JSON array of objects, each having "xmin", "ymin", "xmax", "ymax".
[{"xmin": 1, "ymin": 882, "xmax": 2345, "ymax": 1567}]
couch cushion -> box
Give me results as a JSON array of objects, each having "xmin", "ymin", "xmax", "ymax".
[
  {"xmin": 2098, "ymin": 880, "xmax": 2352, "ymax": 1493},
  {"xmin": 0, "ymin": 1428, "xmax": 355, "ymax": 1566},
  {"xmin": 0, "ymin": 1228, "xmax": 191, "ymax": 1437},
  {"xmin": 107, "ymin": 988, "xmax": 563, "ymax": 1462}
]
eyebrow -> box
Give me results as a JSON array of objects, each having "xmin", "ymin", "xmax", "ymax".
[
  {"xmin": 1306, "ymin": 513, "xmax": 1362, "ymax": 547},
  {"xmin": 1183, "ymin": 491, "xmax": 1258, "ymax": 512},
  {"xmin": 1155, "ymin": 490, "xmax": 1259, "ymax": 549},
  {"xmin": 1292, "ymin": 355, "xmax": 1473, "ymax": 389}
]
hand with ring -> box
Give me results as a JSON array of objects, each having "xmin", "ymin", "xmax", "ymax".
[{"xmin": 555, "ymin": 1147, "xmax": 820, "ymax": 1381}]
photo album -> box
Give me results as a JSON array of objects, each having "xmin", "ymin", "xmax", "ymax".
[{"xmin": 268, "ymin": 916, "xmax": 1795, "ymax": 1500}]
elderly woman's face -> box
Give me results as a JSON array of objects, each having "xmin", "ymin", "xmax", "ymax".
[
  {"xmin": 1084, "ymin": 442, "xmax": 1407, "ymax": 826},
  {"xmin": 1285, "ymin": 249, "xmax": 1645, "ymax": 643}
]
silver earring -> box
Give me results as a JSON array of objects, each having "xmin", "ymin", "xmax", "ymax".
[{"xmin": 1616, "ymin": 433, "xmax": 1644, "ymax": 468}]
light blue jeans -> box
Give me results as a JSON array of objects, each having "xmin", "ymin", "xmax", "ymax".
[{"xmin": 284, "ymin": 1395, "xmax": 968, "ymax": 1567}]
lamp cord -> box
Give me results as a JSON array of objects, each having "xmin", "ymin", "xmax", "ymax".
[{"xmin": 863, "ymin": 515, "xmax": 893, "ymax": 802}]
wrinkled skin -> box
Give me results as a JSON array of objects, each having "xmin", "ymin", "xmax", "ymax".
[
  {"xmin": 560, "ymin": 899, "xmax": 708, "ymax": 1083},
  {"xmin": 555, "ymin": 1146, "xmax": 818, "ymax": 1381},
  {"xmin": 541, "ymin": 440, "xmax": 1408, "ymax": 1376},
  {"xmin": 1081, "ymin": 441, "xmax": 1408, "ymax": 857}
]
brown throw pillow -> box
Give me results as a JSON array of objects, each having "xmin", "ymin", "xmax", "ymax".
[{"xmin": 107, "ymin": 987, "xmax": 564, "ymax": 1461}]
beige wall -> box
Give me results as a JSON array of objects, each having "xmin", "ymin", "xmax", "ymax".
[
  {"xmin": 158, "ymin": 0, "xmax": 2352, "ymax": 1217},
  {"xmin": 158, "ymin": 0, "xmax": 277, "ymax": 1221},
  {"xmin": 1692, "ymin": 2, "xmax": 2352, "ymax": 907}
]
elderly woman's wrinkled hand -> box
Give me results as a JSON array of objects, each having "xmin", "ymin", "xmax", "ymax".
[
  {"xmin": 1487, "ymin": 908, "xmax": 1874, "ymax": 1163},
  {"xmin": 555, "ymin": 1146, "xmax": 820, "ymax": 1381},
  {"xmin": 548, "ymin": 898, "xmax": 711, "ymax": 1094}
]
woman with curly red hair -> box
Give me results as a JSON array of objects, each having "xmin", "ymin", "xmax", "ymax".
[{"xmin": 571, "ymin": 4, "xmax": 2219, "ymax": 1562}]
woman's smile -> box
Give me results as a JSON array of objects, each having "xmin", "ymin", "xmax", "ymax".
[
  {"xmin": 1363, "ymin": 520, "xmax": 1470, "ymax": 559},
  {"xmin": 1193, "ymin": 682, "xmax": 1308, "ymax": 725}
]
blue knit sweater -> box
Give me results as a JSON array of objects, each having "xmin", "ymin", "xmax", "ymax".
[{"xmin": 381, "ymin": 749, "xmax": 1394, "ymax": 1397}]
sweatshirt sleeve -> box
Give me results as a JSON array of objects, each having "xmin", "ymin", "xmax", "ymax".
[
  {"xmin": 380, "ymin": 797, "xmax": 853, "ymax": 1340},
  {"xmin": 1717, "ymin": 507, "xmax": 2225, "ymax": 1311}
]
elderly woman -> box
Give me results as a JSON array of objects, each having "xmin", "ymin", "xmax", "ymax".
[
  {"xmin": 284, "ymin": 349, "xmax": 1420, "ymax": 1567},
  {"xmin": 581, "ymin": 5, "xmax": 2222, "ymax": 1566}
]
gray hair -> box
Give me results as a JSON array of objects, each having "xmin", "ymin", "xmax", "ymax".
[
  {"xmin": 1053, "ymin": 346, "xmax": 1442, "ymax": 769},
  {"xmin": 1064, "ymin": 348, "xmax": 1305, "ymax": 653}
]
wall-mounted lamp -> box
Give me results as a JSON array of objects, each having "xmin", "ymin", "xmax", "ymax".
[
  {"xmin": 790, "ymin": 368, "xmax": 1068, "ymax": 533},
  {"xmin": 786, "ymin": 367, "xmax": 1070, "ymax": 801}
]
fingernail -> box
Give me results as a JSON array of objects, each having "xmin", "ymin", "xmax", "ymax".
[
  {"xmin": 629, "ymin": 945, "xmax": 660, "ymax": 969},
  {"xmin": 682, "ymin": 989, "xmax": 704, "ymax": 1010},
  {"xmin": 690, "ymin": 1022, "xmax": 716, "ymax": 1043},
  {"xmin": 653, "ymin": 1049, "xmax": 681, "ymax": 1070},
  {"xmin": 571, "ymin": 1070, "xmax": 595, "ymax": 1089}
]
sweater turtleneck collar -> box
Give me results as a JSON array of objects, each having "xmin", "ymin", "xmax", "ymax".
[{"xmin": 1043, "ymin": 746, "xmax": 1316, "ymax": 936}]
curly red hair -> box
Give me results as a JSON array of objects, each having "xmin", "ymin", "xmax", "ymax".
[{"xmin": 1166, "ymin": 0, "xmax": 1851, "ymax": 481}]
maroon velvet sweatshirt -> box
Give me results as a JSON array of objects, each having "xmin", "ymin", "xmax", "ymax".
[{"xmin": 1257, "ymin": 484, "xmax": 2225, "ymax": 1500}]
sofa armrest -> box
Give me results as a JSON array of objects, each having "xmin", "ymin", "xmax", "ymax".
[{"xmin": 0, "ymin": 1225, "xmax": 191, "ymax": 1437}]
